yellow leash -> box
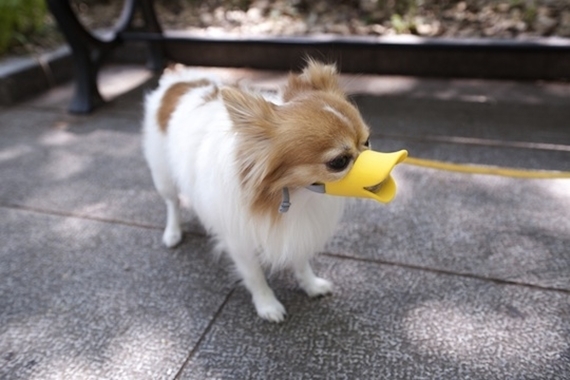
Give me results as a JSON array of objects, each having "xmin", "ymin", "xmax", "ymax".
[{"xmin": 404, "ymin": 157, "xmax": 570, "ymax": 179}]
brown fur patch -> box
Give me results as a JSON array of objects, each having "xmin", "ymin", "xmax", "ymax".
[
  {"xmin": 201, "ymin": 86, "xmax": 220, "ymax": 104},
  {"xmin": 157, "ymin": 79, "xmax": 211, "ymax": 132}
]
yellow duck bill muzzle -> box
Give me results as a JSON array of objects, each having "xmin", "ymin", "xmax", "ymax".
[{"xmin": 307, "ymin": 149, "xmax": 408, "ymax": 203}]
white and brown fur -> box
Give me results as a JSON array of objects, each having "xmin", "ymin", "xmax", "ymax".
[{"xmin": 142, "ymin": 60, "xmax": 371, "ymax": 322}]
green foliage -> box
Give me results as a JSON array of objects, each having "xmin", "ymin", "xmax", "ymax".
[
  {"xmin": 0, "ymin": 0, "xmax": 47, "ymax": 55},
  {"xmin": 523, "ymin": 4, "xmax": 538, "ymax": 25},
  {"xmin": 508, "ymin": 0, "xmax": 538, "ymax": 24},
  {"xmin": 390, "ymin": 14, "xmax": 408, "ymax": 33},
  {"xmin": 376, "ymin": 0, "xmax": 420, "ymax": 18}
]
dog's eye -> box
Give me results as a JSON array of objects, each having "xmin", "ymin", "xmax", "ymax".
[
  {"xmin": 326, "ymin": 155, "xmax": 351, "ymax": 172},
  {"xmin": 363, "ymin": 138, "xmax": 370, "ymax": 148}
]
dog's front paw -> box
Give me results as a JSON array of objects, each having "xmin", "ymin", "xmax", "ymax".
[
  {"xmin": 254, "ymin": 297, "xmax": 287, "ymax": 323},
  {"xmin": 162, "ymin": 228, "xmax": 182, "ymax": 248},
  {"xmin": 302, "ymin": 277, "xmax": 333, "ymax": 298}
]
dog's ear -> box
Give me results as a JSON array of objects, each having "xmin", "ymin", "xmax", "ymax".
[
  {"xmin": 222, "ymin": 87, "xmax": 278, "ymax": 196},
  {"xmin": 221, "ymin": 87, "xmax": 277, "ymax": 136},
  {"xmin": 284, "ymin": 59, "xmax": 343, "ymax": 101}
]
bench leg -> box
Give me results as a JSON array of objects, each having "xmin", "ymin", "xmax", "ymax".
[
  {"xmin": 68, "ymin": 44, "xmax": 106, "ymax": 114},
  {"xmin": 47, "ymin": 0, "xmax": 164, "ymax": 114},
  {"xmin": 46, "ymin": 0, "xmax": 116, "ymax": 113},
  {"xmin": 139, "ymin": 0, "xmax": 164, "ymax": 71}
]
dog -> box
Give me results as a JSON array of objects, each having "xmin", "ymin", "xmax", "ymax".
[{"xmin": 142, "ymin": 60, "xmax": 372, "ymax": 322}]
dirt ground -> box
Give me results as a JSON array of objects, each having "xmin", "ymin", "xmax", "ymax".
[
  {"xmin": 75, "ymin": 0, "xmax": 570, "ymax": 39},
  {"xmin": 6, "ymin": 0, "xmax": 570, "ymax": 58}
]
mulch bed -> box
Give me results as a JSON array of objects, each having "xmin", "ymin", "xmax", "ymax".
[
  {"xmin": 5, "ymin": 0, "xmax": 570, "ymax": 58},
  {"xmin": 77, "ymin": 0, "xmax": 570, "ymax": 39}
]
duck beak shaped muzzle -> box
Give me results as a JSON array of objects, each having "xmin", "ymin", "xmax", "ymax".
[{"xmin": 320, "ymin": 149, "xmax": 408, "ymax": 203}]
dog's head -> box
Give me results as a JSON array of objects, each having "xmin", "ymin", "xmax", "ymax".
[{"xmin": 222, "ymin": 60, "xmax": 370, "ymax": 217}]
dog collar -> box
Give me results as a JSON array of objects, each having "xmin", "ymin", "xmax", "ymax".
[{"xmin": 278, "ymin": 187, "xmax": 291, "ymax": 213}]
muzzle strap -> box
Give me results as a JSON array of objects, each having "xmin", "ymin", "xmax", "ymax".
[{"xmin": 305, "ymin": 184, "xmax": 326, "ymax": 194}]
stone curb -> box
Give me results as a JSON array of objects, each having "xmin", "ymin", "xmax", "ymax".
[
  {"xmin": 145, "ymin": 33, "xmax": 570, "ymax": 81},
  {"xmin": 0, "ymin": 46, "xmax": 73, "ymax": 106},
  {"xmin": 1, "ymin": 34, "xmax": 569, "ymax": 107}
]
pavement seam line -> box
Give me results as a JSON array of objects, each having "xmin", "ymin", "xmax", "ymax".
[
  {"xmin": 404, "ymin": 156, "xmax": 570, "ymax": 179},
  {"xmin": 173, "ymin": 286, "xmax": 237, "ymax": 380},
  {"xmin": 3, "ymin": 206, "xmax": 567, "ymax": 294},
  {"xmin": 374, "ymin": 132, "xmax": 570, "ymax": 153},
  {"xmin": 0, "ymin": 202, "xmax": 162, "ymax": 230},
  {"xmin": 323, "ymin": 252, "xmax": 570, "ymax": 295}
]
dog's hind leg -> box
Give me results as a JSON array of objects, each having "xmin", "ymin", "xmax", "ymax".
[
  {"xmin": 155, "ymin": 174, "xmax": 182, "ymax": 248},
  {"xmin": 145, "ymin": 146, "xmax": 183, "ymax": 248},
  {"xmin": 161, "ymin": 192, "xmax": 182, "ymax": 248},
  {"xmin": 154, "ymin": 176, "xmax": 182, "ymax": 248}
]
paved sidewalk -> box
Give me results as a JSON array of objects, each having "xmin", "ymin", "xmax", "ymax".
[{"xmin": 1, "ymin": 65, "xmax": 569, "ymax": 379}]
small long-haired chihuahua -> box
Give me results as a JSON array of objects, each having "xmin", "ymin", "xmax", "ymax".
[{"xmin": 143, "ymin": 60, "xmax": 372, "ymax": 322}]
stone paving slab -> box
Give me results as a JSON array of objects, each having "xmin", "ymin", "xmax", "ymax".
[
  {"xmin": 0, "ymin": 208, "xmax": 233, "ymax": 380},
  {"xmin": 329, "ymin": 166, "xmax": 570, "ymax": 291},
  {"xmin": 373, "ymin": 136, "xmax": 570, "ymax": 172},
  {"xmin": 178, "ymin": 256, "xmax": 570, "ymax": 379},
  {"xmin": 355, "ymin": 95, "xmax": 570, "ymax": 147},
  {"xmin": 1, "ymin": 103, "xmax": 567, "ymax": 292},
  {"xmin": 0, "ymin": 106, "xmax": 203, "ymax": 232},
  {"xmin": 1, "ymin": 66, "xmax": 570, "ymax": 379}
]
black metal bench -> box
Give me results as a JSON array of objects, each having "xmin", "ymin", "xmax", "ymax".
[{"xmin": 47, "ymin": 0, "xmax": 570, "ymax": 114}]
